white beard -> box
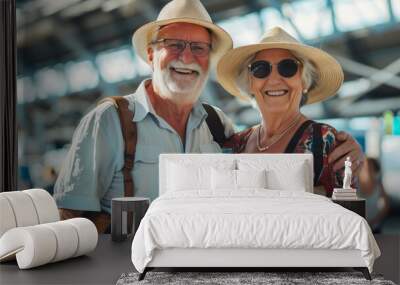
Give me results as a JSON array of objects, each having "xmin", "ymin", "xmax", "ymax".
[{"xmin": 152, "ymin": 55, "xmax": 209, "ymax": 105}]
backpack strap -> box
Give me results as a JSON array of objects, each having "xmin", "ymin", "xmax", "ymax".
[
  {"xmin": 284, "ymin": 120, "xmax": 313, "ymax": 153},
  {"xmin": 98, "ymin": 96, "xmax": 137, "ymax": 197},
  {"xmin": 202, "ymin": 103, "xmax": 226, "ymax": 147},
  {"xmin": 312, "ymin": 122, "xmax": 324, "ymax": 186},
  {"xmin": 284, "ymin": 120, "xmax": 324, "ymax": 186}
]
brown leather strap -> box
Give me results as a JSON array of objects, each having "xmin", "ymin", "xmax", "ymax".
[
  {"xmin": 98, "ymin": 96, "xmax": 137, "ymax": 235},
  {"xmin": 99, "ymin": 96, "xmax": 137, "ymax": 197}
]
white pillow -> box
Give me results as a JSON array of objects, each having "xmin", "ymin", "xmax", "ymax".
[
  {"xmin": 211, "ymin": 169, "xmax": 267, "ymax": 190},
  {"xmin": 211, "ymin": 168, "xmax": 236, "ymax": 190},
  {"xmin": 168, "ymin": 162, "xmax": 211, "ymax": 191},
  {"xmin": 167, "ymin": 159, "xmax": 236, "ymax": 192},
  {"xmin": 237, "ymin": 169, "xmax": 267, "ymax": 189},
  {"xmin": 238, "ymin": 159, "xmax": 308, "ymax": 191},
  {"xmin": 266, "ymin": 163, "xmax": 307, "ymax": 191}
]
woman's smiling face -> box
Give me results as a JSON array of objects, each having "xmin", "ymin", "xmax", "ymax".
[{"xmin": 249, "ymin": 48, "xmax": 304, "ymax": 115}]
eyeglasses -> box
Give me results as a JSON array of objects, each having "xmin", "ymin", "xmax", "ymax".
[
  {"xmin": 248, "ymin": 59, "xmax": 301, "ymax": 79},
  {"xmin": 152, "ymin": 38, "xmax": 211, "ymax": 57}
]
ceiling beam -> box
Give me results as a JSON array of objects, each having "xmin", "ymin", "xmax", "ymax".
[
  {"xmin": 52, "ymin": 18, "xmax": 118, "ymax": 95},
  {"xmin": 338, "ymin": 97, "xmax": 400, "ymax": 118},
  {"xmin": 269, "ymin": 0, "xmax": 305, "ymax": 42},
  {"xmin": 335, "ymin": 55, "xmax": 400, "ymax": 89},
  {"xmin": 326, "ymin": 0, "xmax": 338, "ymax": 34}
]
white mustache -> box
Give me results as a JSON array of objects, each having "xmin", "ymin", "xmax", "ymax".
[{"xmin": 168, "ymin": 60, "xmax": 202, "ymax": 74}]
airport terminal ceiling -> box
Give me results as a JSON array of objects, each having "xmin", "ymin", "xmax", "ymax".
[{"xmin": 16, "ymin": 0, "xmax": 400, "ymax": 126}]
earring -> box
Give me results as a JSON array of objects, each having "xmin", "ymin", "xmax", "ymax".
[{"xmin": 302, "ymin": 89, "xmax": 308, "ymax": 94}]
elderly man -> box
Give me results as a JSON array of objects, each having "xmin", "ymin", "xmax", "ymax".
[{"xmin": 54, "ymin": 0, "xmax": 363, "ymax": 232}]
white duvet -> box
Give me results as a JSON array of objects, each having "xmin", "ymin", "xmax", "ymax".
[{"xmin": 131, "ymin": 190, "xmax": 380, "ymax": 273}]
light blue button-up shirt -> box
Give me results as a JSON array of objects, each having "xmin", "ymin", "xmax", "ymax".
[{"xmin": 54, "ymin": 79, "xmax": 235, "ymax": 213}]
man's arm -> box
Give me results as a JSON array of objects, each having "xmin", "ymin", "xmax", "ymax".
[
  {"xmin": 58, "ymin": 208, "xmax": 111, "ymax": 233},
  {"xmin": 53, "ymin": 103, "xmax": 122, "ymax": 213},
  {"xmin": 328, "ymin": 131, "xmax": 365, "ymax": 178}
]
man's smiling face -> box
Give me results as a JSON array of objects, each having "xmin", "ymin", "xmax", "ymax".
[{"xmin": 148, "ymin": 22, "xmax": 211, "ymax": 104}]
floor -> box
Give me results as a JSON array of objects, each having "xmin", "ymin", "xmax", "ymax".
[
  {"xmin": 374, "ymin": 234, "xmax": 400, "ymax": 284},
  {"xmin": 0, "ymin": 234, "xmax": 398, "ymax": 284}
]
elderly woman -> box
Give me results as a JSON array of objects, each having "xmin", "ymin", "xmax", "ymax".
[{"xmin": 217, "ymin": 27, "xmax": 352, "ymax": 196}]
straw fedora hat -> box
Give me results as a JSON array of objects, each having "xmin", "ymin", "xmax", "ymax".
[
  {"xmin": 132, "ymin": 0, "xmax": 232, "ymax": 67},
  {"xmin": 217, "ymin": 27, "xmax": 344, "ymax": 104}
]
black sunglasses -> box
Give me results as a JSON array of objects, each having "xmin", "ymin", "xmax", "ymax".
[{"xmin": 248, "ymin": 59, "xmax": 301, "ymax": 79}]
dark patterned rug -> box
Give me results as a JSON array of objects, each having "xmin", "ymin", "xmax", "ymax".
[{"xmin": 116, "ymin": 271, "xmax": 396, "ymax": 285}]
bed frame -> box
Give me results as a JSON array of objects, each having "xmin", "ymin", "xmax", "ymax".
[
  {"xmin": 138, "ymin": 154, "xmax": 371, "ymax": 281},
  {"xmin": 140, "ymin": 248, "xmax": 371, "ymax": 280}
]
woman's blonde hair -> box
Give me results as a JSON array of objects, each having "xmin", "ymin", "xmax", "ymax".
[{"xmin": 236, "ymin": 49, "xmax": 318, "ymax": 106}]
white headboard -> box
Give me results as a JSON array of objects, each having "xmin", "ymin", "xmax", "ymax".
[{"xmin": 159, "ymin": 153, "xmax": 313, "ymax": 195}]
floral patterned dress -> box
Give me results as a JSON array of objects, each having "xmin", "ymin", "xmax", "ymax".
[{"xmin": 224, "ymin": 120, "xmax": 344, "ymax": 197}]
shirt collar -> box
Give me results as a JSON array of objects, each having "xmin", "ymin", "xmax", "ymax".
[
  {"xmin": 127, "ymin": 79, "xmax": 208, "ymax": 127},
  {"xmin": 125, "ymin": 79, "xmax": 155, "ymax": 122},
  {"xmin": 191, "ymin": 99, "xmax": 208, "ymax": 121},
  {"xmin": 186, "ymin": 99, "xmax": 209, "ymax": 133}
]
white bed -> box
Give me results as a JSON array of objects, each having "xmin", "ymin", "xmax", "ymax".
[{"xmin": 131, "ymin": 154, "xmax": 380, "ymax": 280}]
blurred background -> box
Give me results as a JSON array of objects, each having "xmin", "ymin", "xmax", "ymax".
[{"xmin": 16, "ymin": 0, "xmax": 400, "ymax": 233}]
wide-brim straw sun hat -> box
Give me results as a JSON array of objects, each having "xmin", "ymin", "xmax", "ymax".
[
  {"xmin": 217, "ymin": 27, "xmax": 344, "ymax": 104},
  {"xmin": 132, "ymin": 0, "xmax": 233, "ymax": 68}
]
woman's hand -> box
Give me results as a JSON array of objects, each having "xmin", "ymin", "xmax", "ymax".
[{"xmin": 328, "ymin": 131, "xmax": 365, "ymax": 177}]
